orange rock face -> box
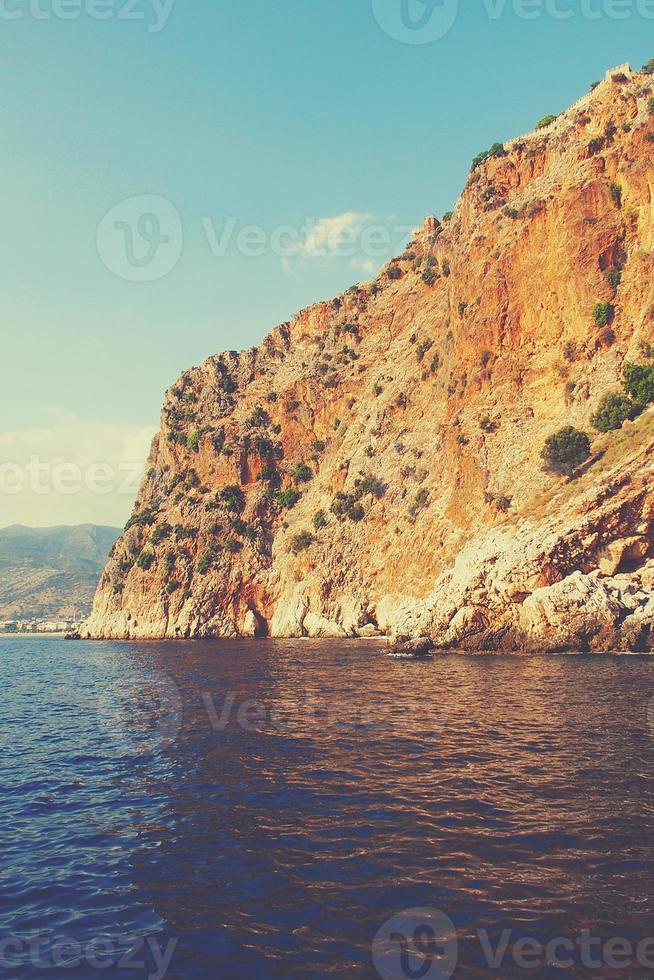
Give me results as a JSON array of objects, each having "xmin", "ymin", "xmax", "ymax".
[{"xmin": 87, "ymin": 67, "xmax": 654, "ymax": 650}]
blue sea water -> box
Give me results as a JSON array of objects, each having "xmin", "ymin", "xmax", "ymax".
[{"xmin": 1, "ymin": 637, "xmax": 653, "ymax": 978}]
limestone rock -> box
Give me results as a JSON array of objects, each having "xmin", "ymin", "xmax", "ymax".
[{"xmin": 87, "ymin": 66, "xmax": 654, "ymax": 652}]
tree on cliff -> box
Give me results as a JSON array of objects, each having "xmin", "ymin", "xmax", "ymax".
[
  {"xmin": 541, "ymin": 427, "xmax": 591, "ymax": 477},
  {"xmin": 591, "ymin": 391, "xmax": 639, "ymax": 432}
]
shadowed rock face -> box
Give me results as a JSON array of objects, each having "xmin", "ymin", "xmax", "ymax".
[{"xmin": 88, "ymin": 67, "xmax": 654, "ymax": 650}]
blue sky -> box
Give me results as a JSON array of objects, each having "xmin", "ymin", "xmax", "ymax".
[{"xmin": 2, "ymin": 0, "xmax": 653, "ymax": 525}]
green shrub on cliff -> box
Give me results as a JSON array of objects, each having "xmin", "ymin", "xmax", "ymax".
[
  {"xmin": 136, "ymin": 551, "xmax": 154, "ymax": 571},
  {"xmin": 292, "ymin": 462, "xmax": 313, "ymax": 484},
  {"xmin": 536, "ymin": 114, "xmax": 558, "ymax": 130},
  {"xmin": 220, "ymin": 485, "xmax": 245, "ymax": 514},
  {"xmin": 290, "ymin": 531, "xmax": 315, "ymax": 555},
  {"xmin": 623, "ymin": 362, "xmax": 654, "ymax": 406},
  {"xmin": 246, "ymin": 406, "xmax": 270, "ymax": 429},
  {"xmin": 608, "ymin": 183, "xmax": 622, "ymax": 208},
  {"xmin": 313, "ymin": 510, "xmax": 327, "ymax": 530},
  {"xmin": 591, "ymin": 391, "xmax": 639, "ymax": 432},
  {"xmin": 593, "ymin": 302, "xmax": 614, "ymax": 327},
  {"xmin": 541, "ymin": 426, "xmax": 591, "ymax": 477},
  {"xmin": 197, "ymin": 551, "xmax": 215, "ymax": 574},
  {"xmin": 470, "ymin": 142, "xmax": 507, "ymax": 172},
  {"xmin": 276, "ymin": 489, "xmax": 301, "ymax": 509}
]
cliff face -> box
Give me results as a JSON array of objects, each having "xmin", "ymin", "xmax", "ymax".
[{"xmin": 88, "ymin": 65, "xmax": 654, "ymax": 650}]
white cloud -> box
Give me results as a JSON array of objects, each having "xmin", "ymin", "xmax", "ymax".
[
  {"xmin": 0, "ymin": 421, "xmax": 156, "ymax": 528},
  {"xmin": 300, "ymin": 212, "xmax": 372, "ymax": 258},
  {"xmin": 283, "ymin": 212, "xmax": 376, "ymax": 275},
  {"xmin": 350, "ymin": 257, "xmax": 376, "ymax": 274}
]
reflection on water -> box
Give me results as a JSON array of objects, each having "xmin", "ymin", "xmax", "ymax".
[{"xmin": 1, "ymin": 638, "xmax": 654, "ymax": 977}]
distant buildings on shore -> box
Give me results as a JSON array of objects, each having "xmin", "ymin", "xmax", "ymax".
[{"xmin": 1, "ymin": 619, "xmax": 80, "ymax": 634}]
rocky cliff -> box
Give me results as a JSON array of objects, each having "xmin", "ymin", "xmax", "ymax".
[{"xmin": 87, "ymin": 64, "xmax": 654, "ymax": 651}]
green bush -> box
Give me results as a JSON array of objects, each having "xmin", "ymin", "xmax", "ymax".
[
  {"xmin": 541, "ymin": 426, "xmax": 591, "ymax": 477},
  {"xmin": 257, "ymin": 461, "xmax": 280, "ymax": 487},
  {"xmin": 536, "ymin": 114, "xmax": 558, "ymax": 130},
  {"xmin": 220, "ymin": 485, "xmax": 245, "ymax": 514},
  {"xmin": 276, "ymin": 489, "xmax": 301, "ymax": 509},
  {"xmin": 292, "ymin": 462, "xmax": 313, "ymax": 484},
  {"xmin": 355, "ymin": 475, "xmax": 386, "ymax": 500},
  {"xmin": 593, "ymin": 302, "xmax": 614, "ymax": 327},
  {"xmin": 197, "ymin": 551, "xmax": 215, "ymax": 574},
  {"xmin": 254, "ymin": 436, "xmax": 276, "ymax": 458},
  {"xmin": 330, "ymin": 493, "xmax": 363, "ymax": 521},
  {"xmin": 608, "ymin": 183, "xmax": 622, "ymax": 208},
  {"xmin": 291, "ymin": 531, "xmax": 315, "ymax": 555},
  {"xmin": 643, "ymin": 57, "xmax": 654, "ymax": 74},
  {"xmin": 606, "ymin": 267, "xmax": 622, "ymax": 293},
  {"xmin": 422, "ymin": 268, "xmax": 438, "ymax": 287},
  {"xmin": 246, "ymin": 407, "xmax": 270, "ymax": 429},
  {"xmin": 224, "ymin": 538, "xmax": 243, "ymax": 554},
  {"xmin": 649, "ymin": 96, "xmax": 654, "ymax": 115},
  {"xmin": 313, "ymin": 510, "xmax": 327, "ymax": 530},
  {"xmin": 136, "ymin": 551, "xmax": 154, "ymax": 571},
  {"xmin": 470, "ymin": 143, "xmax": 507, "ymax": 171},
  {"xmin": 591, "ymin": 391, "xmax": 638, "ymax": 432},
  {"xmin": 187, "ymin": 431, "xmax": 200, "ymax": 452},
  {"xmin": 166, "ymin": 580, "xmax": 181, "ymax": 594},
  {"xmin": 150, "ymin": 524, "xmax": 172, "ymax": 546},
  {"xmin": 219, "ymin": 375, "xmax": 236, "ymax": 394},
  {"xmin": 623, "ymin": 362, "xmax": 654, "ymax": 406}
]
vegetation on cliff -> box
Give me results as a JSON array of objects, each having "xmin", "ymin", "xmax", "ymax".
[{"xmin": 87, "ymin": 62, "xmax": 654, "ymax": 650}]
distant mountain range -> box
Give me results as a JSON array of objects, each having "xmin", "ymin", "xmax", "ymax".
[{"xmin": 0, "ymin": 525, "xmax": 120, "ymax": 621}]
